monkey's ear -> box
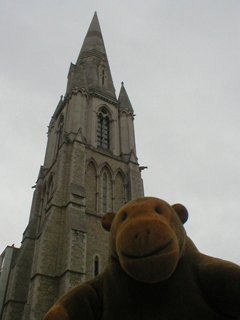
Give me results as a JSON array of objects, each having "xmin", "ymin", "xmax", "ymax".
[
  {"xmin": 101, "ymin": 212, "xmax": 116, "ymax": 232},
  {"xmin": 172, "ymin": 203, "xmax": 189, "ymax": 224}
]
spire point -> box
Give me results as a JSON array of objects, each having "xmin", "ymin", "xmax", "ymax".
[
  {"xmin": 118, "ymin": 82, "xmax": 134, "ymax": 114},
  {"xmin": 66, "ymin": 13, "xmax": 116, "ymax": 100}
]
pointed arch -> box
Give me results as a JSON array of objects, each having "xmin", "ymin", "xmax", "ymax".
[
  {"xmin": 98, "ymin": 104, "xmax": 114, "ymax": 119},
  {"xmin": 114, "ymin": 171, "xmax": 126, "ymax": 212},
  {"xmin": 113, "ymin": 168, "xmax": 127, "ymax": 183},
  {"xmin": 85, "ymin": 157, "xmax": 98, "ymax": 172},
  {"xmin": 85, "ymin": 161, "xmax": 97, "ymax": 212},
  {"xmin": 97, "ymin": 162, "xmax": 113, "ymax": 177},
  {"xmin": 97, "ymin": 107, "xmax": 111, "ymax": 149}
]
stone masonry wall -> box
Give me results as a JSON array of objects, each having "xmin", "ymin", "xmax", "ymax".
[
  {"xmin": 2, "ymin": 301, "xmax": 25, "ymax": 320},
  {"xmin": 85, "ymin": 214, "xmax": 109, "ymax": 281},
  {"xmin": 69, "ymin": 230, "xmax": 86, "ymax": 275},
  {"xmin": 58, "ymin": 271, "xmax": 86, "ymax": 299},
  {"xmin": 32, "ymin": 207, "xmax": 62, "ymax": 278},
  {"xmin": 85, "ymin": 162, "xmax": 97, "ymax": 211},
  {"xmin": 29, "ymin": 275, "xmax": 56, "ymax": 320},
  {"xmin": 2, "ymin": 238, "xmax": 35, "ymax": 320},
  {"xmin": 128, "ymin": 162, "xmax": 144, "ymax": 199},
  {"xmin": 114, "ymin": 171, "xmax": 126, "ymax": 212},
  {"xmin": 24, "ymin": 206, "xmax": 62, "ymax": 320}
]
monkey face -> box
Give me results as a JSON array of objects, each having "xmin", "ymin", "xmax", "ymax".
[{"xmin": 102, "ymin": 197, "xmax": 188, "ymax": 283}]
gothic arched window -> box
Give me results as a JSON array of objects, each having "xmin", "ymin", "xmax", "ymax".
[{"xmin": 97, "ymin": 108, "xmax": 110, "ymax": 149}]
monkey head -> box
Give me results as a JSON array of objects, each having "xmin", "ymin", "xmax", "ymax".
[{"xmin": 101, "ymin": 197, "xmax": 188, "ymax": 284}]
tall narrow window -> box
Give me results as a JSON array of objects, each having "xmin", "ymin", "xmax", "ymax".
[
  {"xmin": 97, "ymin": 108, "xmax": 110, "ymax": 149},
  {"xmin": 94, "ymin": 256, "xmax": 99, "ymax": 277},
  {"xmin": 102, "ymin": 173, "xmax": 107, "ymax": 213},
  {"xmin": 97, "ymin": 113, "xmax": 103, "ymax": 147},
  {"xmin": 102, "ymin": 69, "xmax": 105, "ymax": 85},
  {"xmin": 99, "ymin": 64, "xmax": 107, "ymax": 86},
  {"xmin": 103, "ymin": 117, "xmax": 109, "ymax": 149}
]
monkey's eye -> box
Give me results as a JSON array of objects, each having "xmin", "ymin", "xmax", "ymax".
[
  {"xmin": 122, "ymin": 212, "xmax": 128, "ymax": 221},
  {"xmin": 155, "ymin": 207, "xmax": 162, "ymax": 215}
]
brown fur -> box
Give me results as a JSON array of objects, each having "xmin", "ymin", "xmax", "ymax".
[
  {"xmin": 44, "ymin": 305, "xmax": 69, "ymax": 320},
  {"xmin": 44, "ymin": 197, "xmax": 240, "ymax": 319}
]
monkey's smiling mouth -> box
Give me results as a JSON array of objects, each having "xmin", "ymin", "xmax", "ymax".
[{"xmin": 120, "ymin": 239, "xmax": 173, "ymax": 259}]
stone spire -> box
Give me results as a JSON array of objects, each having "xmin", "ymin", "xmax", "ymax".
[
  {"xmin": 78, "ymin": 11, "xmax": 105, "ymax": 56},
  {"xmin": 118, "ymin": 82, "xmax": 134, "ymax": 115},
  {"xmin": 118, "ymin": 82, "xmax": 136, "ymax": 160},
  {"xmin": 66, "ymin": 12, "xmax": 116, "ymax": 101}
]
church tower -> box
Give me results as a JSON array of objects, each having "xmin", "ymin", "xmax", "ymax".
[{"xmin": 1, "ymin": 13, "xmax": 143, "ymax": 320}]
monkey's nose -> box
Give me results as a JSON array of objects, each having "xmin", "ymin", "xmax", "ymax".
[{"xmin": 134, "ymin": 229, "xmax": 150, "ymax": 239}]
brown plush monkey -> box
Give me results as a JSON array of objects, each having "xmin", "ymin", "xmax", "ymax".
[{"xmin": 44, "ymin": 197, "xmax": 240, "ymax": 319}]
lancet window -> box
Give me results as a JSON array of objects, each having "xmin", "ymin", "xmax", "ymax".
[
  {"xmin": 99, "ymin": 64, "xmax": 107, "ymax": 86},
  {"xmin": 97, "ymin": 108, "xmax": 110, "ymax": 149},
  {"xmin": 102, "ymin": 69, "xmax": 105, "ymax": 85}
]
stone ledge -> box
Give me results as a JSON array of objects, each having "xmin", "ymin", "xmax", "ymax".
[{"xmin": 70, "ymin": 183, "xmax": 85, "ymax": 197}]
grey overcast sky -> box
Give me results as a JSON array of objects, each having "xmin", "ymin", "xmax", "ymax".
[{"xmin": 1, "ymin": 1, "xmax": 240, "ymax": 264}]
